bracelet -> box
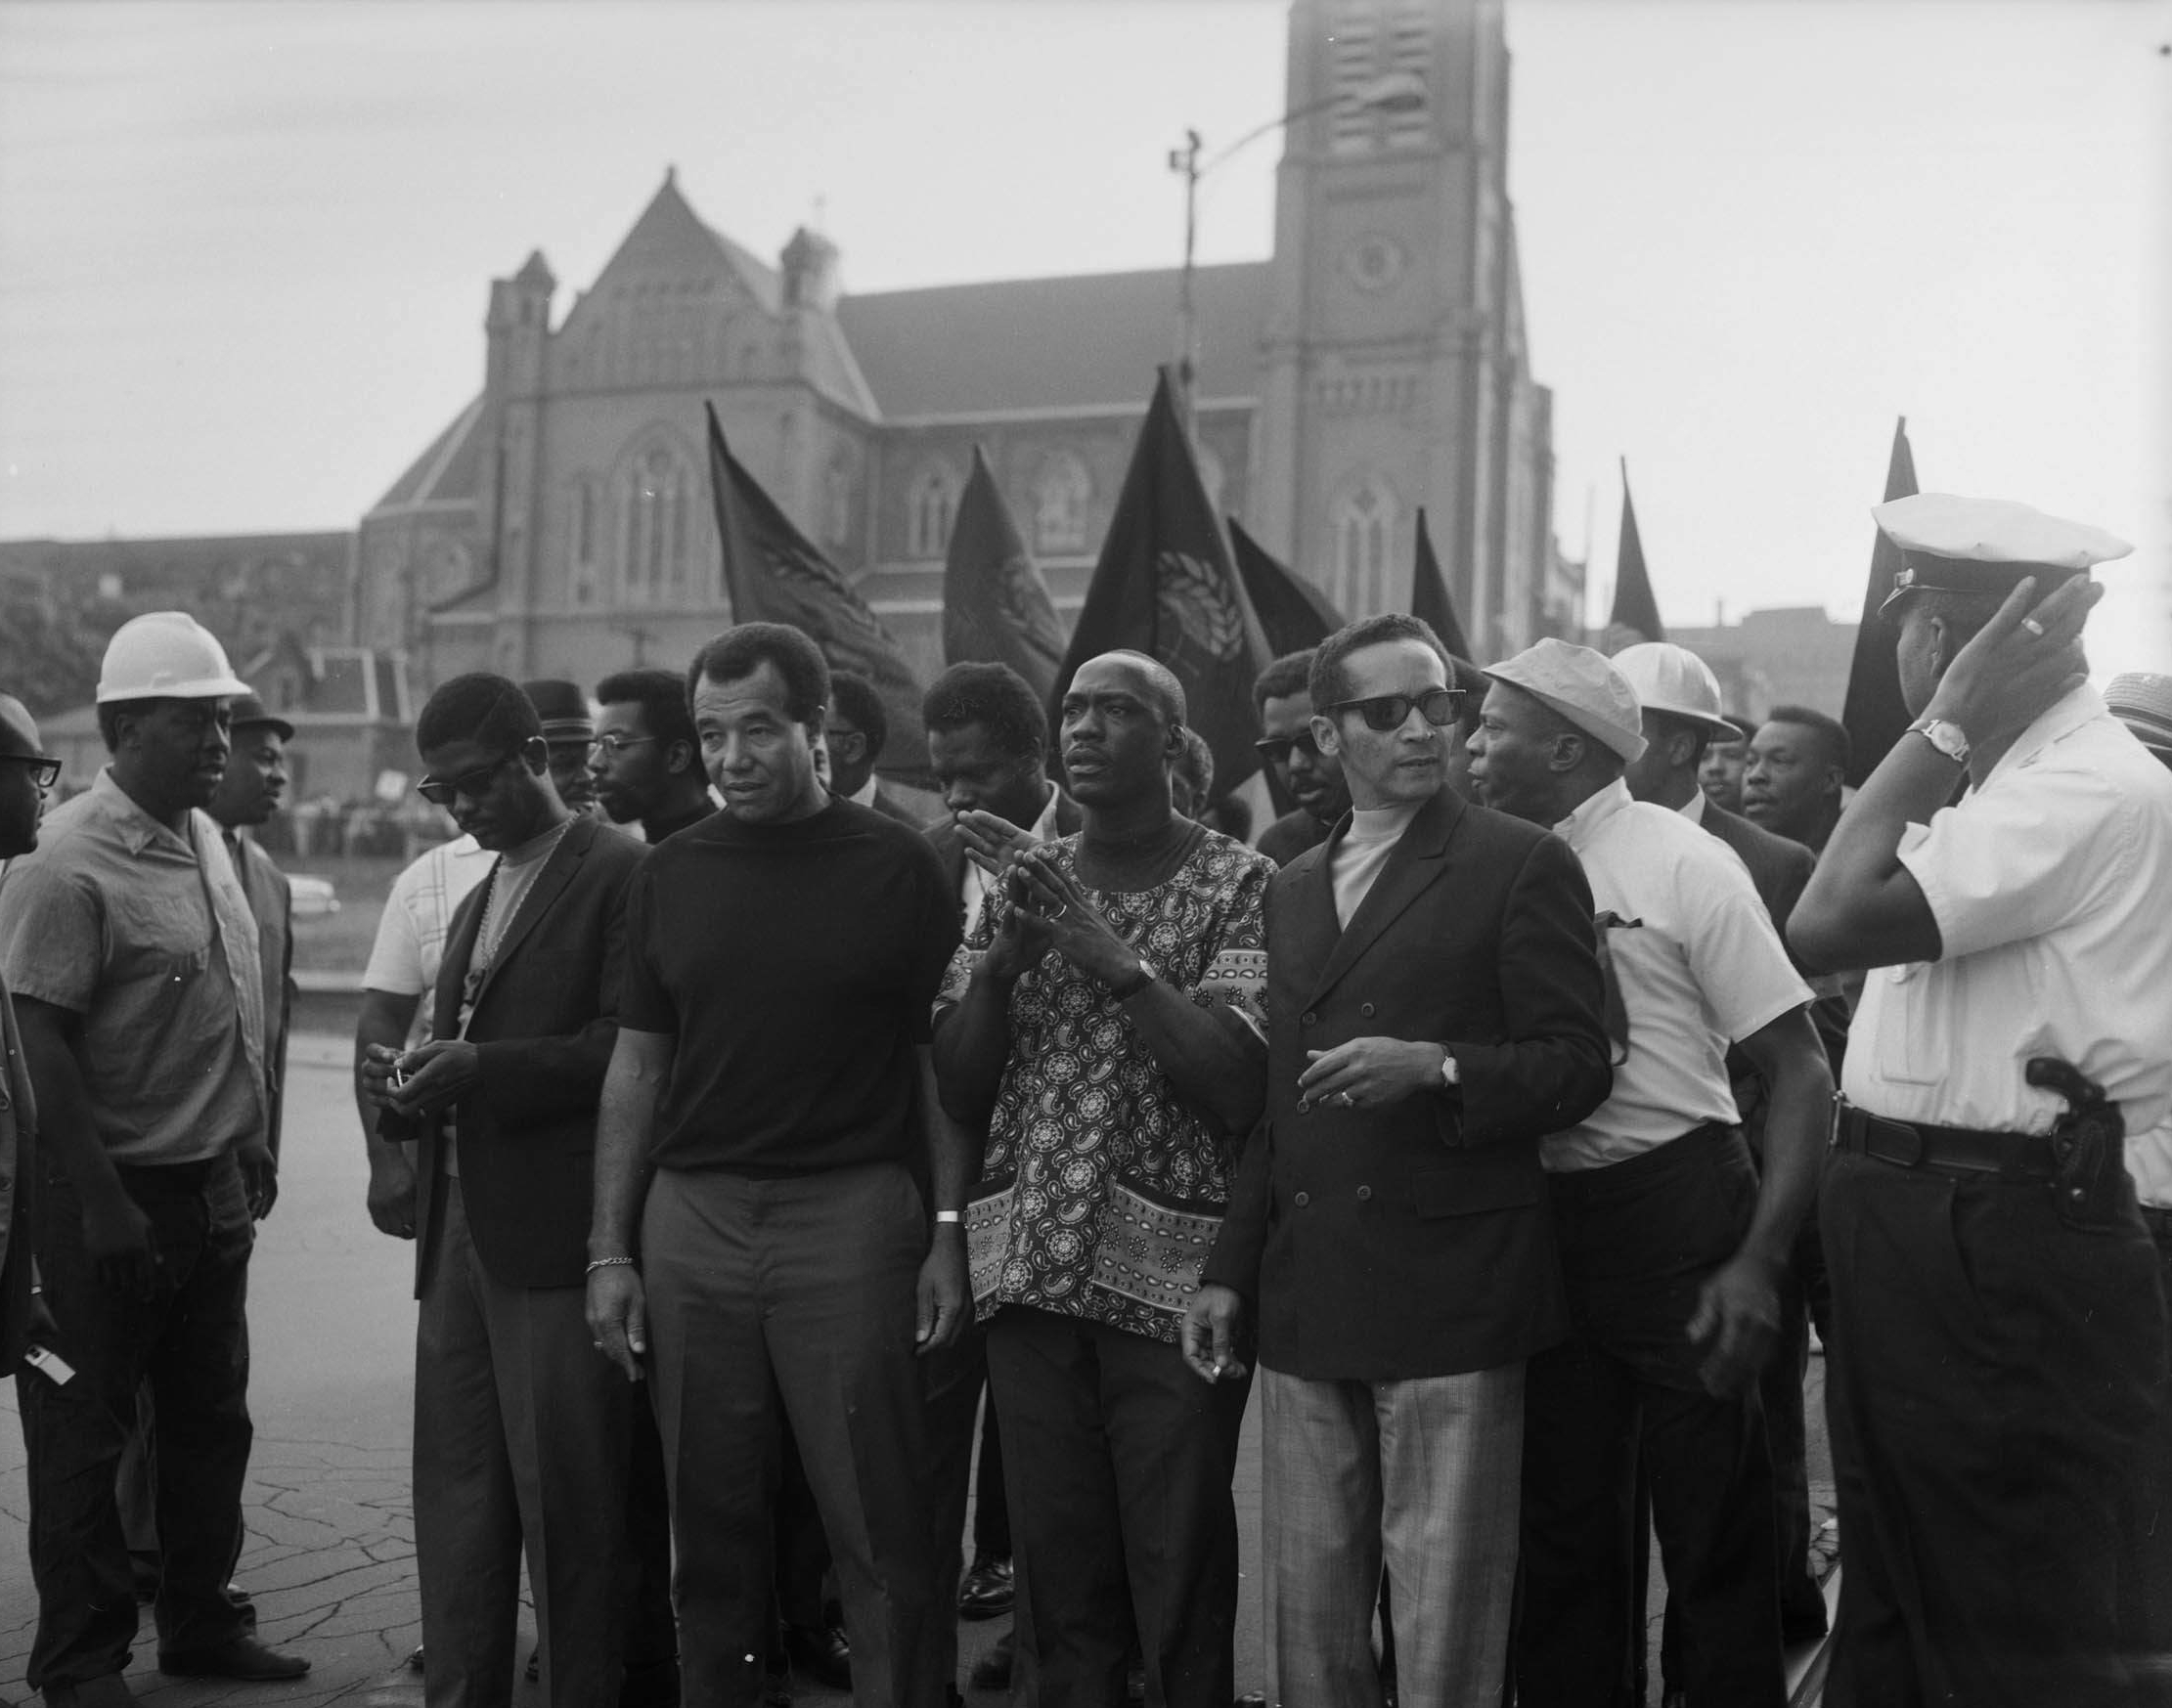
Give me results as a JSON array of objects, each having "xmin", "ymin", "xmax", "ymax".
[
  {"xmin": 934, "ymin": 1209, "xmax": 963, "ymax": 1225},
  {"xmin": 1108, "ymin": 958, "xmax": 1155, "ymax": 1000},
  {"xmin": 585, "ymin": 1254, "xmax": 637, "ymax": 1274}
]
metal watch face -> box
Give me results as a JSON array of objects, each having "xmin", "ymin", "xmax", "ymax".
[{"xmin": 1917, "ymin": 719, "xmax": 1969, "ymax": 762}]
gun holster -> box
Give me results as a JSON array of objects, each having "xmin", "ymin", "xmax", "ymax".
[{"xmin": 2027, "ymin": 1056, "xmax": 2133, "ymax": 1233}]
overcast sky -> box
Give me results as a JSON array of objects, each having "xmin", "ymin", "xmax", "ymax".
[{"xmin": 2, "ymin": 0, "xmax": 2165, "ymax": 673}]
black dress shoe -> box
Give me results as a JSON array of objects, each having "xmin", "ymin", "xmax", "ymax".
[
  {"xmin": 783, "ymin": 1622, "xmax": 852, "ymax": 1693},
  {"xmin": 968, "ymin": 1629, "xmax": 1014, "ymax": 1691},
  {"xmin": 40, "ymin": 1678, "xmax": 139, "ymax": 1708},
  {"xmin": 156, "ymin": 1636, "xmax": 310, "ymax": 1680},
  {"xmin": 956, "ymin": 1553, "xmax": 1015, "ymax": 1620},
  {"xmin": 407, "ymin": 1644, "xmax": 425, "ymax": 1672}
]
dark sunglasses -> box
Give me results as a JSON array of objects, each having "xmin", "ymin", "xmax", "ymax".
[
  {"xmin": 1253, "ymin": 731, "xmax": 1322, "ymax": 766},
  {"xmin": 417, "ymin": 742, "xmax": 534, "ymax": 809},
  {"xmin": 1319, "ymin": 687, "xmax": 1466, "ymax": 732},
  {"xmin": 0, "ymin": 753, "xmax": 61, "ymax": 789}
]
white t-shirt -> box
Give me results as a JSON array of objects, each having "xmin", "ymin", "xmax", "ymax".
[
  {"xmin": 1844, "ymin": 684, "xmax": 2172, "ymax": 1139},
  {"xmin": 1545, "ymin": 779, "xmax": 1812, "ymax": 1172}
]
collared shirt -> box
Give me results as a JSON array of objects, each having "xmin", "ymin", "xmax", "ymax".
[
  {"xmin": 1546, "ymin": 779, "xmax": 1811, "ymax": 1171},
  {"xmin": 364, "ymin": 834, "xmax": 496, "ymax": 1045},
  {"xmin": 938, "ymin": 828, "xmax": 1271, "ymax": 1343},
  {"xmin": 848, "ymin": 775, "xmax": 881, "ymax": 810},
  {"xmin": 1679, "ymin": 788, "xmax": 1708, "ymax": 826},
  {"xmin": 1844, "ymin": 684, "xmax": 2172, "ymax": 1137},
  {"xmin": 959, "ymin": 787, "xmax": 1063, "ymax": 927},
  {"xmin": 0, "ymin": 768, "xmax": 264, "ymax": 1164}
]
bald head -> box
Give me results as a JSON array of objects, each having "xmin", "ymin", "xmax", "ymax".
[{"xmin": 1086, "ymin": 651, "xmax": 1187, "ymax": 728}]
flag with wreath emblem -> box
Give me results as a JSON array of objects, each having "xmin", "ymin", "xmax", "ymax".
[
  {"xmin": 945, "ymin": 444, "xmax": 1068, "ymax": 700},
  {"xmin": 707, "ymin": 402, "xmax": 927, "ymax": 777},
  {"xmin": 1054, "ymin": 371, "xmax": 1272, "ymax": 800}
]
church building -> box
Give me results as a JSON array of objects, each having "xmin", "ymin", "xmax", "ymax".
[{"xmin": 356, "ymin": 0, "xmax": 1578, "ymax": 691}]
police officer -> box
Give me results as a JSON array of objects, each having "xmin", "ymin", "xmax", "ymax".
[{"xmin": 1792, "ymin": 495, "xmax": 2172, "ymax": 1708}]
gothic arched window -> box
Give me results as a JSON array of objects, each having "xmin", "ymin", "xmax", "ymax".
[
  {"xmin": 1331, "ymin": 475, "xmax": 1397, "ymax": 615},
  {"xmin": 1032, "ymin": 451, "xmax": 1091, "ymax": 553},
  {"xmin": 621, "ymin": 438, "xmax": 692, "ymax": 603},
  {"xmin": 907, "ymin": 464, "xmax": 958, "ymax": 560}
]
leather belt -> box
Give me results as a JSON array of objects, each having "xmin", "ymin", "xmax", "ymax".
[{"xmin": 1835, "ymin": 1103, "xmax": 2058, "ymax": 1183}]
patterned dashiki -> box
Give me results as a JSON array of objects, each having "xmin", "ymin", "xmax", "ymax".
[{"xmin": 938, "ymin": 827, "xmax": 1270, "ymax": 1345}]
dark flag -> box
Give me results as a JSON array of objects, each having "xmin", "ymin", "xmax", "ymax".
[
  {"xmin": 1055, "ymin": 369, "xmax": 1272, "ymax": 798},
  {"xmin": 1410, "ymin": 506, "xmax": 1475, "ymax": 661},
  {"xmin": 944, "ymin": 445, "xmax": 1067, "ymax": 701},
  {"xmin": 1840, "ymin": 416, "xmax": 1921, "ymax": 786},
  {"xmin": 1606, "ymin": 460, "xmax": 1664, "ymax": 652},
  {"xmin": 1228, "ymin": 516, "xmax": 1345, "ymax": 656},
  {"xmin": 706, "ymin": 402, "xmax": 927, "ymax": 777}
]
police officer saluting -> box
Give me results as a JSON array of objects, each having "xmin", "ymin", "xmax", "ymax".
[{"xmin": 1792, "ymin": 494, "xmax": 2172, "ymax": 1707}]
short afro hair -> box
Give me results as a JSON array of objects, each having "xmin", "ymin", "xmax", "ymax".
[
  {"xmin": 827, "ymin": 671, "xmax": 889, "ymax": 756},
  {"xmin": 417, "ymin": 673, "xmax": 543, "ymax": 759},
  {"xmin": 595, "ymin": 668, "xmax": 696, "ymax": 754},
  {"xmin": 1309, "ymin": 614, "xmax": 1451, "ymax": 713},
  {"xmin": 1175, "ymin": 725, "xmax": 1215, "ymax": 801},
  {"xmin": 687, "ymin": 623, "xmax": 830, "ymax": 723},
  {"xmin": 922, "ymin": 662, "xmax": 1048, "ymax": 760},
  {"xmin": 1760, "ymin": 705, "xmax": 1852, "ymax": 775},
  {"xmin": 1253, "ymin": 649, "xmax": 1317, "ymax": 716}
]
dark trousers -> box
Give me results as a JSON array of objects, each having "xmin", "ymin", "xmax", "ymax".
[
  {"xmin": 644, "ymin": 1161, "xmax": 940, "ymax": 1708},
  {"xmin": 922, "ymin": 1319, "xmax": 987, "ymax": 1690},
  {"xmin": 2118, "ymin": 1217, "xmax": 2172, "ymax": 1706},
  {"xmin": 1821, "ymin": 1149, "xmax": 2167, "ymax": 1708},
  {"xmin": 415, "ymin": 1178, "xmax": 661, "ymax": 1708},
  {"xmin": 19, "ymin": 1153, "xmax": 255, "ymax": 1688},
  {"xmin": 986, "ymin": 1304, "xmax": 1249, "ymax": 1708},
  {"xmin": 1516, "ymin": 1127, "xmax": 1785, "ymax": 1708}
]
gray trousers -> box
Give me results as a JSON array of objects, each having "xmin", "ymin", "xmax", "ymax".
[
  {"xmin": 643, "ymin": 1161, "xmax": 941, "ymax": 1708},
  {"xmin": 415, "ymin": 1179, "xmax": 640, "ymax": 1708},
  {"xmin": 1261, "ymin": 1363, "xmax": 1524, "ymax": 1708}
]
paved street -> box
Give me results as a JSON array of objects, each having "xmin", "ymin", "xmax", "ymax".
[{"xmin": 2, "ymin": 1036, "xmax": 1830, "ymax": 1706}]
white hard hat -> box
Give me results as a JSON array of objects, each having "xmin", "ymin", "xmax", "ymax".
[
  {"xmin": 96, "ymin": 612, "xmax": 252, "ymax": 704},
  {"xmin": 1610, "ymin": 642, "xmax": 1736, "ymax": 736}
]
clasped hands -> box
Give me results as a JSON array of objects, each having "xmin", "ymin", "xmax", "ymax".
[
  {"xmin": 360, "ymin": 1038, "xmax": 483, "ymax": 1118},
  {"xmin": 957, "ymin": 810, "xmax": 1135, "ymax": 987}
]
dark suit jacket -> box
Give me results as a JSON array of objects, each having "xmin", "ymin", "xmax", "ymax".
[
  {"xmin": 229, "ymin": 834, "xmax": 294, "ymax": 1160},
  {"xmin": 923, "ymin": 787, "xmax": 1084, "ymax": 919},
  {"xmin": 869, "ymin": 786, "xmax": 928, "ymax": 830},
  {"xmin": 1203, "ymin": 786, "xmax": 1614, "ymax": 1380},
  {"xmin": 411, "ymin": 816, "xmax": 647, "ymax": 1294},
  {"xmin": 1257, "ymin": 807, "xmax": 1329, "ymax": 869},
  {"xmin": 1700, "ymin": 801, "xmax": 1813, "ymax": 935}
]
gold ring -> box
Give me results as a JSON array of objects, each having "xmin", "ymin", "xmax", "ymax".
[{"xmin": 2021, "ymin": 617, "xmax": 2046, "ymax": 637}]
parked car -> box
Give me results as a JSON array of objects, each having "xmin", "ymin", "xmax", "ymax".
[{"xmin": 289, "ymin": 875, "xmax": 339, "ymax": 919}]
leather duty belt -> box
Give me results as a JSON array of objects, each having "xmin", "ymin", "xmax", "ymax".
[{"xmin": 1835, "ymin": 1102, "xmax": 2057, "ymax": 1184}]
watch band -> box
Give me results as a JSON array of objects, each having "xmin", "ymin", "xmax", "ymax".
[{"xmin": 1909, "ymin": 717, "xmax": 1971, "ymax": 765}]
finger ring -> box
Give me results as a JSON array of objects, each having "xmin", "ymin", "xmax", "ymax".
[
  {"xmin": 592, "ymin": 1339, "xmax": 605, "ymax": 1350},
  {"xmin": 1339, "ymin": 1091, "xmax": 1355, "ymax": 1108},
  {"xmin": 2021, "ymin": 617, "xmax": 2046, "ymax": 637}
]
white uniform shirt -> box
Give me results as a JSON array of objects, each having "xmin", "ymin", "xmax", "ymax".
[
  {"xmin": 1546, "ymin": 779, "xmax": 1812, "ymax": 1172},
  {"xmin": 1843, "ymin": 685, "xmax": 2172, "ymax": 1139}
]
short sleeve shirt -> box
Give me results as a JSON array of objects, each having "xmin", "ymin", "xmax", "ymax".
[
  {"xmin": 1844, "ymin": 686, "xmax": 2172, "ymax": 1136},
  {"xmin": 1546, "ymin": 780, "xmax": 1812, "ymax": 1172},
  {"xmin": 938, "ymin": 828, "xmax": 1271, "ymax": 1343},
  {"xmin": 365, "ymin": 835, "xmax": 496, "ymax": 1045},
  {"xmin": 0, "ymin": 769, "xmax": 263, "ymax": 1163}
]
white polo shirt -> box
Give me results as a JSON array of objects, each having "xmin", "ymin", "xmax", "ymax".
[
  {"xmin": 1545, "ymin": 779, "xmax": 1812, "ymax": 1172},
  {"xmin": 363, "ymin": 834, "xmax": 496, "ymax": 1045},
  {"xmin": 1843, "ymin": 684, "xmax": 2172, "ymax": 1140}
]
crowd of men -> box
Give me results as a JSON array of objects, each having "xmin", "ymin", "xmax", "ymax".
[{"xmin": 2, "ymin": 488, "xmax": 2171, "ymax": 1708}]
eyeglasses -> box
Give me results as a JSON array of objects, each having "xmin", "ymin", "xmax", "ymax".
[
  {"xmin": 1318, "ymin": 688, "xmax": 1466, "ymax": 732},
  {"xmin": 1253, "ymin": 731, "xmax": 1322, "ymax": 766},
  {"xmin": 587, "ymin": 734, "xmax": 659, "ymax": 759},
  {"xmin": 0, "ymin": 754, "xmax": 61, "ymax": 789},
  {"xmin": 418, "ymin": 751, "xmax": 521, "ymax": 809}
]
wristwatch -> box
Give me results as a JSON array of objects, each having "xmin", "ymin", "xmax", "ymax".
[
  {"xmin": 1909, "ymin": 717, "xmax": 1971, "ymax": 766},
  {"xmin": 1440, "ymin": 1047, "xmax": 1461, "ymax": 1089}
]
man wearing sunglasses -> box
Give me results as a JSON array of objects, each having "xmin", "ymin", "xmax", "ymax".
[
  {"xmin": 360, "ymin": 674, "xmax": 667, "ymax": 1708},
  {"xmin": 1186, "ymin": 613, "xmax": 1613, "ymax": 1708},
  {"xmin": 1253, "ymin": 650, "xmax": 1352, "ymax": 868},
  {"xmin": 0, "ymin": 612, "xmax": 310, "ymax": 1693}
]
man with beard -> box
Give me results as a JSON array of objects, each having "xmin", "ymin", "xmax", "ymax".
[
  {"xmin": 934, "ymin": 650, "xmax": 1270, "ymax": 1708},
  {"xmin": 591, "ymin": 668, "xmax": 715, "ymax": 843},
  {"xmin": 1253, "ymin": 650, "xmax": 1352, "ymax": 867},
  {"xmin": 0, "ymin": 613, "xmax": 307, "ymax": 1698}
]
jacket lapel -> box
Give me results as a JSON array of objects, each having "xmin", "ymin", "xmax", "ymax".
[
  {"xmin": 1303, "ymin": 788, "xmax": 1464, "ymax": 1009},
  {"xmin": 434, "ymin": 875, "xmax": 489, "ymax": 1046},
  {"xmin": 468, "ymin": 817, "xmax": 591, "ymax": 1014}
]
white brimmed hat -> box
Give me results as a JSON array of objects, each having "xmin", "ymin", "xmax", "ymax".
[
  {"xmin": 1610, "ymin": 642, "xmax": 1734, "ymax": 736},
  {"xmin": 1485, "ymin": 638, "xmax": 1649, "ymax": 764},
  {"xmin": 1873, "ymin": 494, "xmax": 2132, "ymax": 615}
]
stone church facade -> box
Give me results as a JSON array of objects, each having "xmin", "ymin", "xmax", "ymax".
[{"xmin": 356, "ymin": 0, "xmax": 1578, "ymax": 692}]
